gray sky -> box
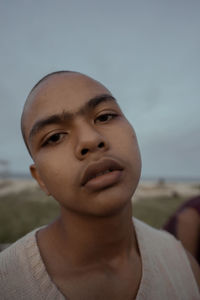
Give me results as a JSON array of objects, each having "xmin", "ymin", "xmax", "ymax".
[{"xmin": 0, "ymin": 0, "xmax": 200, "ymax": 179}]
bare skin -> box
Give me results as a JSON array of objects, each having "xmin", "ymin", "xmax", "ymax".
[{"xmin": 22, "ymin": 72, "xmax": 142, "ymax": 299}]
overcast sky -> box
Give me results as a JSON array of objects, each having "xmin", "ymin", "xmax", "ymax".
[{"xmin": 0, "ymin": 0, "xmax": 199, "ymax": 179}]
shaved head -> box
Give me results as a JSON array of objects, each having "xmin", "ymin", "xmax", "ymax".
[
  {"xmin": 21, "ymin": 71, "xmax": 111, "ymax": 155},
  {"xmin": 21, "ymin": 71, "xmax": 76, "ymax": 152},
  {"xmin": 28, "ymin": 70, "xmax": 76, "ymax": 95},
  {"xmin": 19, "ymin": 69, "xmax": 141, "ymax": 218}
]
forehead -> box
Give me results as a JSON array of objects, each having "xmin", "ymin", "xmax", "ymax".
[{"xmin": 23, "ymin": 73, "xmax": 112, "ymax": 137}]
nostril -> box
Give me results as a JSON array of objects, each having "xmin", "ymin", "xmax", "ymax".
[
  {"xmin": 98, "ymin": 142, "xmax": 104, "ymax": 148},
  {"xmin": 80, "ymin": 142, "xmax": 104, "ymax": 156},
  {"xmin": 81, "ymin": 148, "xmax": 89, "ymax": 156}
]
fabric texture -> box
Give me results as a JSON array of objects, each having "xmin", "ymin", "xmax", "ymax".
[{"xmin": 0, "ymin": 218, "xmax": 199, "ymax": 299}]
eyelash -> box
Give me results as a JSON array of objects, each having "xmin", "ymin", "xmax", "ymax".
[
  {"xmin": 41, "ymin": 113, "xmax": 118, "ymax": 147},
  {"xmin": 95, "ymin": 113, "xmax": 118, "ymax": 123},
  {"xmin": 42, "ymin": 132, "xmax": 66, "ymax": 147}
]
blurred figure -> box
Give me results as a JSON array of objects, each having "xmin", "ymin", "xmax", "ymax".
[{"xmin": 163, "ymin": 195, "xmax": 200, "ymax": 264}]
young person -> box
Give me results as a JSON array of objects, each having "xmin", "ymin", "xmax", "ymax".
[{"xmin": 0, "ymin": 71, "xmax": 199, "ymax": 299}]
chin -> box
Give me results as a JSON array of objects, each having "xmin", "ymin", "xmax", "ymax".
[
  {"xmin": 87, "ymin": 188, "xmax": 134, "ymax": 218},
  {"xmin": 59, "ymin": 178, "xmax": 138, "ymax": 219},
  {"xmin": 95, "ymin": 202, "xmax": 131, "ymax": 218}
]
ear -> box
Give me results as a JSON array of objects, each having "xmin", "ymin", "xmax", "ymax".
[{"xmin": 30, "ymin": 164, "xmax": 51, "ymax": 196}]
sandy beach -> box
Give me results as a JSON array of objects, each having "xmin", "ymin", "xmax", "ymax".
[
  {"xmin": 0, "ymin": 179, "xmax": 38, "ymax": 197},
  {"xmin": 0, "ymin": 178, "xmax": 199, "ymax": 202},
  {"xmin": 134, "ymin": 180, "xmax": 200, "ymax": 202}
]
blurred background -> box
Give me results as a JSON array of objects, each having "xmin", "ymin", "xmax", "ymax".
[{"xmin": 0, "ymin": 0, "xmax": 200, "ymax": 246}]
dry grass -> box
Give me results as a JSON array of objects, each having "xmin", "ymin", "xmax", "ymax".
[
  {"xmin": 132, "ymin": 195, "xmax": 187, "ymax": 229},
  {"xmin": 0, "ymin": 188, "xmax": 59, "ymax": 243},
  {"xmin": 0, "ymin": 187, "xmax": 188, "ymax": 243}
]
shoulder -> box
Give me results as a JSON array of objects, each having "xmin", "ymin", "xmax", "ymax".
[
  {"xmin": 133, "ymin": 217, "xmax": 176, "ymax": 245},
  {"xmin": 133, "ymin": 217, "xmax": 184, "ymax": 259},
  {"xmin": 133, "ymin": 218, "xmax": 200, "ymax": 292},
  {"xmin": 0, "ymin": 235, "xmax": 26, "ymax": 273},
  {"xmin": 0, "ymin": 229, "xmax": 37, "ymax": 273},
  {"xmin": 0, "ymin": 228, "xmax": 40, "ymax": 296},
  {"xmin": 185, "ymin": 250, "xmax": 200, "ymax": 291},
  {"xmin": 133, "ymin": 217, "xmax": 195, "ymax": 258}
]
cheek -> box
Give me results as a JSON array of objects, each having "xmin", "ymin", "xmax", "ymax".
[
  {"xmin": 34, "ymin": 153, "xmax": 74, "ymax": 193},
  {"xmin": 113, "ymin": 123, "xmax": 142, "ymax": 174},
  {"xmin": 35, "ymin": 145, "xmax": 72, "ymax": 174},
  {"xmin": 111, "ymin": 122, "xmax": 141, "ymax": 156}
]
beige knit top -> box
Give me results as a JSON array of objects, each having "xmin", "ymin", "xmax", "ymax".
[{"xmin": 0, "ymin": 218, "xmax": 199, "ymax": 299}]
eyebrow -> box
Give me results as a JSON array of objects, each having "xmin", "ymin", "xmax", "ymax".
[{"xmin": 28, "ymin": 94, "xmax": 116, "ymax": 143}]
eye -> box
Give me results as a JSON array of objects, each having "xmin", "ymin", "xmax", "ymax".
[
  {"xmin": 95, "ymin": 113, "xmax": 117, "ymax": 123},
  {"xmin": 42, "ymin": 132, "xmax": 66, "ymax": 147}
]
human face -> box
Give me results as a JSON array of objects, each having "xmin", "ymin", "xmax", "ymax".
[{"xmin": 23, "ymin": 73, "xmax": 141, "ymax": 217}]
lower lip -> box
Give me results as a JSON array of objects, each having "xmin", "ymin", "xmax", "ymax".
[{"xmin": 84, "ymin": 170, "xmax": 123, "ymax": 192}]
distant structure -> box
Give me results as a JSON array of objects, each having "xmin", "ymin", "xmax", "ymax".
[
  {"xmin": 0, "ymin": 160, "xmax": 10, "ymax": 180},
  {"xmin": 157, "ymin": 177, "xmax": 166, "ymax": 187}
]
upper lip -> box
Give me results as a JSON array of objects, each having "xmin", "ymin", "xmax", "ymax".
[{"xmin": 81, "ymin": 158, "xmax": 123, "ymax": 186}]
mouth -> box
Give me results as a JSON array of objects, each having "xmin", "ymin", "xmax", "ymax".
[{"xmin": 81, "ymin": 158, "xmax": 124, "ymax": 190}]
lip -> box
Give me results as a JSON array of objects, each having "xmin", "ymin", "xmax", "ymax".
[{"xmin": 81, "ymin": 158, "xmax": 124, "ymax": 189}]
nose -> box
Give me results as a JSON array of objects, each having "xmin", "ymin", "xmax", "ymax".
[{"xmin": 75, "ymin": 122, "xmax": 109, "ymax": 160}]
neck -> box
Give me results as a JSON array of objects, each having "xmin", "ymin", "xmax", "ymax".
[{"xmin": 51, "ymin": 201, "xmax": 138, "ymax": 267}]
